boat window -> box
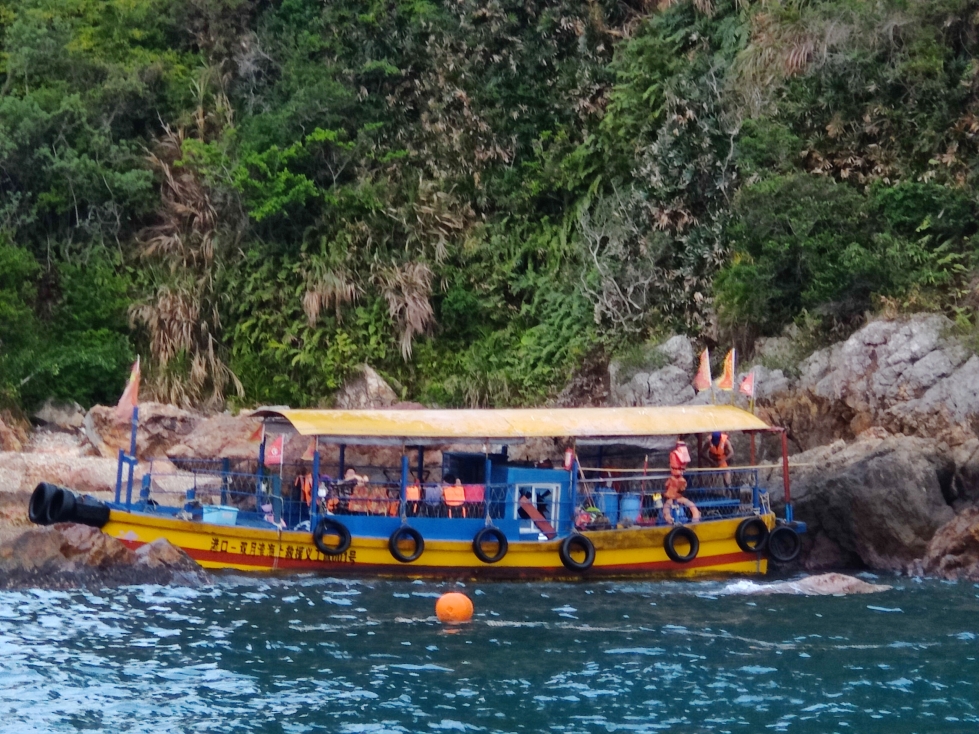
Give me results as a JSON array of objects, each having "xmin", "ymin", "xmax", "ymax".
[{"xmin": 514, "ymin": 483, "xmax": 560, "ymax": 535}]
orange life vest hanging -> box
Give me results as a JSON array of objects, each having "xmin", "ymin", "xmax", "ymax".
[{"xmin": 709, "ymin": 433, "xmax": 731, "ymax": 468}]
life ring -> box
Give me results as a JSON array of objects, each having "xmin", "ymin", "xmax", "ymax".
[
  {"xmin": 767, "ymin": 525, "xmax": 801, "ymax": 563},
  {"xmin": 29, "ymin": 482, "xmax": 58, "ymax": 525},
  {"xmin": 45, "ymin": 486, "xmax": 77, "ymax": 525},
  {"xmin": 559, "ymin": 534, "xmax": 595, "ymax": 572},
  {"xmin": 389, "ymin": 526, "xmax": 424, "ymax": 563},
  {"xmin": 664, "ymin": 526, "xmax": 699, "ymax": 563},
  {"xmin": 472, "ymin": 527, "xmax": 508, "ymax": 564},
  {"xmin": 312, "ymin": 518, "xmax": 352, "ymax": 556},
  {"xmin": 735, "ymin": 517, "xmax": 770, "ymax": 553}
]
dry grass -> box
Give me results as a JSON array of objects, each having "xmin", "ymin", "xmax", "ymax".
[{"xmin": 373, "ymin": 261, "xmax": 435, "ymax": 360}]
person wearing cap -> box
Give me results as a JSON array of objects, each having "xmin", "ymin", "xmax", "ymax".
[
  {"xmin": 706, "ymin": 431, "xmax": 734, "ymax": 486},
  {"xmin": 664, "ymin": 438, "xmax": 700, "ymax": 524}
]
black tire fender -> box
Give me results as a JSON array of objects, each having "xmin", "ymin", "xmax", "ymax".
[
  {"xmin": 472, "ymin": 526, "xmax": 508, "ymax": 564},
  {"xmin": 29, "ymin": 482, "xmax": 58, "ymax": 525},
  {"xmin": 735, "ymin": 517, "xmax": 770, "ymax": 553},
  {"xmin": 559, "ymin": 534, "xmax": 595, "ymax": 572},
  {"xmin": 767, "ymin": 525, "xmax": 802, "ymax": 563},
  {"xmin": 45, "ymin": 486, "xmax": 77, "ymax": 525},
  {"xmin": 313, "ymin": 517, "xmax": 352, "ymax": 556},
  {"xmin": 389, "ymin": 526, "xmax": 424, "ymax": 563},
  {"xmin": 664, "ymin": 526, "xmax": 699, "ymax": 563}
]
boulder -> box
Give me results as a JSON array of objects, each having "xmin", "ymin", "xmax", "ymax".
[
  {"xmin": 609, "ymin": 336, "xmax": 697, "ymax": 407},
  {"xmin": 771, "ymin": 432, "xmax": 955, "ymax": 571},
  {"xmin": 0, "ymin": 414, "xmax": 26, "ymax": 453},
  {"xmin": 333, "ymin": 364, "xmax": 399, "ymax": 409},
  {"xmin": 82, "ymin": 401, "xmax": 202, "ymax": 459},
  {"xmin": 0, "ymin": 451, "xmax": 135, "ymax": 495},
  {"xmin": 761, "ymin": 315, "xmax": 979, "ymax": 449},
  {"xmin": 166, "ymin": 413, "xmax": 262, "ymax": 460},
  {"xmin": 32, "ymin": 399, "xmax": 85, "ymax": 432},
  {"xmin": 0, "ymin": 524, "xmax": 208, "ymax": 589},
  {"xmin": 723, "ymin": 572, "xmax": 892, "ymax": 595},
  {"xmin": 914, "ymin": 507, "xmax": 979, "ymax": 580}
]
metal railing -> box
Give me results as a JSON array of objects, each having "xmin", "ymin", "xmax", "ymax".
[{"xmin": 122, "ymin": 463, "xmax": 764, "ymax": 531}]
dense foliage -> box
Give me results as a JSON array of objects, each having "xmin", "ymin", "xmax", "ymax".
[{"xmin": 2, "ymin": 0, "xmax": 978, "ymax": 411}]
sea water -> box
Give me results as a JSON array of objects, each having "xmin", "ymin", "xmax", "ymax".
[{"xmin": 0, "ymin": 575, "xmax": 976, "ymax": 733}]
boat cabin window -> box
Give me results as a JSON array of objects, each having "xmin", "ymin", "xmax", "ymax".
[{"xmin": 514, "ymin": 483, "xmax": 560, "ymax": 535}]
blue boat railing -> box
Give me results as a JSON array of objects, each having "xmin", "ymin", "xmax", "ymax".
[{"xmin": 119, "ymin": 464, "xmax": 766, "ymax": 533}]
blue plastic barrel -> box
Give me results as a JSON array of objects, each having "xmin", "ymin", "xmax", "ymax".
[
  {"xmin": 620, "ymin": 493, "xmax": 642, "ymax": 524},
  {"xmin": 595, "ymin": 490, "xmax": 619, "ymax": 526}
]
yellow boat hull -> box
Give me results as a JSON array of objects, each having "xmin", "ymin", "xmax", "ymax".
[{"xmin": 103, "ymin": 510, "xmax": 772, "ymax": 579}]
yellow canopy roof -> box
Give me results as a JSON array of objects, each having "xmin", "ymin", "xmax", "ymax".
[{"xmin": 252, "ymin": 405, "xmax": 771, "ymax": 444}]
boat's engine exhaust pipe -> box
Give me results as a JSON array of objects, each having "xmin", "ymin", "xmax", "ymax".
[{"xmin": 28, "ymin": 483, "xmax": 111, "ymax": 529}]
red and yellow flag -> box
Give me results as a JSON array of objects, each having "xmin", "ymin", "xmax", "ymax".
[
  {"xmin": 739, "ymin": 368, "xmax": 756, "ymax": 398},
  {"xmin": 692, "ymin": 348, "xmax": 712, "ymax": 392},
  {"xmin": 265, "ymin": 434, "xmax": 285, "ymax": 466},
  {"xmin": 716, "ymin": 349, "xmax": 736, "ymax": 391},
  {"xmin": 113, "ymin": 356, "xmax": 140, "ymax": 422}
]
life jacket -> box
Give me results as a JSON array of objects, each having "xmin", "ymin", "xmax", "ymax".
[
  {"xmin": 296, "ymin": 474, "xmax": 313, "ymax": 505},
  {"xmin": 708, "ymin": 433, "xmax": 731, "ymax": 467},
  {"xmin": 444, "ymin": 483, "xmax": 466, "ymax": 507},
  {"xmin": 406, "ymin": 483, "xmax": 421, "ymax": 502},
  {"xmin": 669, "ymin": 444, "xmax": 690, "ymax": 477}
]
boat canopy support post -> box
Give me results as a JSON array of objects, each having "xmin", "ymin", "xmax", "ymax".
[
  {"xmin": 338, "ymin": 444, "xmax": 346, "ymax": 481},
  {"xmin": 257, "ymin": 433, "xmax": 266, "ymax": 506},
  {"xmin": 749, "ymin": 432, "xmax": 756, "ymax": 466},
  {"xmin": 114, "ymin": 406, "xmax": 140, "ymax": 509},
  {"xmin": 780, "ymin": 429, "xmax": 793, "ymax": 522},
  {"xmin": 400, "ymin": 452, "xmax": 409, "ymax": 517},
  {"xmin": 417, "ymin": 447, "xmax": 424, "ymax": 484},
  {"xmin": 311, "ymin": 437, "xmax": 321, "ymax": 529},
  {"xmin": 570, "ymin": 444, "xmax": 579, "ymax": 516},
  {"xmin": 221, "ymin": 458, "xmax": 230, "ymax": 505}
]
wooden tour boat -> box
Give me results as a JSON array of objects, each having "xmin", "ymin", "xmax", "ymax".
[{"xmin": 28, "ymin": 405, "xmax": 805, "ymax": 579}]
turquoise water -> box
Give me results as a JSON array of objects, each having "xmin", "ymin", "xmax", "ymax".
[{"xmin": 0, "ymin": 575, "xmax": 976, "ymax": 733}]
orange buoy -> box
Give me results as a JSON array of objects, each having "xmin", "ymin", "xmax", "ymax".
[{"xmin": 435, "ymin": 592, "xmax": 474, "ymax": 624}]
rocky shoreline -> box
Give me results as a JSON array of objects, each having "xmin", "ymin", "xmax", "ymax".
[{"xmin": 2, "ymin": 313, "xmax": 979, "ymax": 583}]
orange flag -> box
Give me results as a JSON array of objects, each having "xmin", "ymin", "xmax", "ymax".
[
  {"xmin": 716, "ymin": 349, "xmax": 736, "ymax": 391},
  {"xmin": 113, "ymin": 356, "xmax": 140, "ymax": 422},
  {"xmin": 248, "ymin": 423, "xmax": 265, "ymax": 443},
  {"xmin": 692, "ymin": 348, "xmax": 712, "ymax": 392},
  {"xmin": 265, "ymin": 434, "xmax": 284, "ymax": 465},
  {"xmin": 739, "ymin": 368, "xmax": 756, "ymax": 398}
]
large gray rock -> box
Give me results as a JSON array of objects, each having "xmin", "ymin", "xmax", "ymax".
[
  {"xmin": 333, "ymin": 364, "xmax": 399, "ymax": 409},
  {"xmin": 723, "ymin": 572, "xmax": 891, "ymax": 595},
  {"xmin": 166, "ymin": 413, "xmax": 263, "ymax": 460},
  {"xmin": 0, "ymin": 416, "xmax": 23, "ymax": 452},
  {"xmin": 83, "ymin": 401, "xmax": 202, "ymax": 459},
  {"xmin": 0, "ymin": 523, "xmax": 208, "ymax": 589},
  {"xmin": 609, "ymin": 336, "xmax": 697, "ymax": 407},
  {"xmin": 914, "ymin": 507, "xmax": 979, "ymax": 580},
  {"xmin": 773, "ymin": 432, "xmax": 955, "ymax": 571},
  {"xmin": 764, "ymin": 315, "xmax": 979, "ymax": 450},
  {"xmin": 33, "ymin": 399, "xmax": 85, "ymax": 432}
]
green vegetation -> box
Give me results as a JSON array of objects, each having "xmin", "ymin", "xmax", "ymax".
[{"xmin": 2, "ymin": 0, "xmax": 977, "ymax": 411}]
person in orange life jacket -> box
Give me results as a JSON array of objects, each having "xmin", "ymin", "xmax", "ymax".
[
  {"xmin": 344, "ymin": 467, "xmax": 374, "ymax": 514},
  {"xmin": 292, "ymin": 465, "xmax": 313, "ymax": 526},
  {"xmin": 706, "ymin": 431, "xmax": 734, "ymax": 486},
  {"xmin": 664, "ymin": 438, "xmax": 700, "ymax": 524},
  {"xmin": 443, "ymin": 473, "xmax": 466, "ymax": 518},
  {"xmin": 405, "ymin": 479, "xmax": 422, "ymax": 516}
]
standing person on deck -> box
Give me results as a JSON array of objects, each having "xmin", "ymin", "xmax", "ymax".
[
  {"xmin": 705, "ymin": 431, "xmax": 734, "ymax": 486},
  {"xmin": 664, "ymin": 438, "xmax": 700, "ymax": 524},
  {"xmin": 292, "ymin": 465, "xmax": 313, "ymax": 526}
]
